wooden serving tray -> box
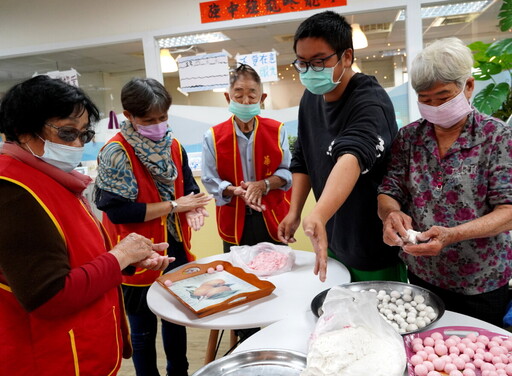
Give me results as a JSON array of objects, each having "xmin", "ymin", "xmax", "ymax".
[{"xmin": 156, "ymin": 260, "xmax": 276, "ymax": 318}]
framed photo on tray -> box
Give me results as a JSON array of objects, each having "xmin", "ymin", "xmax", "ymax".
[{"xmin": 156, "ymin": 260, "xmax": 276, "ymax": 317}]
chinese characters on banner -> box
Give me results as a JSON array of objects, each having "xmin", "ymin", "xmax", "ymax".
[
  {"xmin": 237, "ymin": 52, "xmax": 278, "ymax": 82},
  {"xmin": 177, "ymin": 52, "xmax": 230, "ymax": 92},
  {"xmin": 35, "ymin": 69, "xmax": 80, "ymax": 87},
  {"xmin": 200, "ymin": 0, "xmax": 347, "ymax": 23}
]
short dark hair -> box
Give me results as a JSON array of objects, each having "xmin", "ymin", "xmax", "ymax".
[
  {"xmin": 0, "ymin": 75, "xmax": 100, "ymax": 142},
  {"xmin": 121, "ymin": 78, "xmax": 172, "ymax": 117},
  {"xmin": 293, "ymin": 11, "xmax": 354, "ymax": 62},
  {"xmin": 229, "ymin": 63, "xmax": 262, "ymax": 88}
]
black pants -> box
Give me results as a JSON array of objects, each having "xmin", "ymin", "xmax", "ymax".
[
  {"xmin": 408, "ymin": 271, "xmax": 510, "ymax": 328},
  {"xmin": 222, "ymin": 209, "xmax": 282, "ymax": 341},
  {"xmin": 223, "ymin": 209, "xmax": 282, "ymax": 253}
]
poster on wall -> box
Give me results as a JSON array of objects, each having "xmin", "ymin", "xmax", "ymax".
[
  {"xmin": 34, "ymin": 68, "xmax": 80, "ymax": 87},
  {"xmin": 236, "ymin": 51, "xmax": 278, "ymax": 82},
  {"xmin": 177, "ymin": 52, "xmax": 230, "ymax": 92},
  {"xmin": 200, "ymin": 0, "xmax": 347, "ymax": 23}
]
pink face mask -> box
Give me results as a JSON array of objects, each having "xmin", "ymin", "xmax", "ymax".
[
  {"xmin": 136, "ymin": 121, "xmax": 168, "ymax": 141},
  {"xmin": 417, "ymin": 85, "xmax": 472, "ymax": 128}
]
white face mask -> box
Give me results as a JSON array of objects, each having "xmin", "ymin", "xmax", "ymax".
[{"xmin": 28, "ymin": 137, "xmax": 84, "ymax": 172}]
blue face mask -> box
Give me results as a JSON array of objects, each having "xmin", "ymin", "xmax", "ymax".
[
  {"xmin": 299, "ymin": 56, "xmax": 345, "ymax": 95},
  {"xmin": 28, "ymin": 137, "xmax": 84, "ymax": 172},
  {"xmin": 228, "ymin": 100, "xmax": 261, "ymax": 123}
]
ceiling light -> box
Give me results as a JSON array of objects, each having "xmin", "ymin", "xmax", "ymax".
[
  {"xmin": 158, "ymin": 32, "xmax": 230, "ymax": 48},
  {"xmin": 352, "ymin": 23, "xmax": 368, "ymax": 49},
  {"xmin": 396, "ymin": 0, "xmax": 492, "ymax": 20},
  {"xmin": 160, "ymin": 49, "xmax": 178, "ymax": 73}
]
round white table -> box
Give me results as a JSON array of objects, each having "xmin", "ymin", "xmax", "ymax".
[
  {"xmin": 147, "ymin": 250, "xmax": 350, "ymax": 362},
  {"xmin": 232, "ymin": 309, "xmax": 511, "ymax": 376}
]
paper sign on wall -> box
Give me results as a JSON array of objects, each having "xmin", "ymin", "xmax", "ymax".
[
  {"xmin": 236, "ymin": 51, "xmax": 278, "ymax": 82},
  {"xmin": 36, "ymin": 68, "xmax": 80, "ymax": 87},
  {"xmin": 177, "ymin": 52, "xmax": 230, "ymax": 92}
]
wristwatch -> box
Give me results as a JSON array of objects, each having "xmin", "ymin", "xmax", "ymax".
[{"xmin": 170, "ymin": 200, "xmax": 178, "ymax": 213}]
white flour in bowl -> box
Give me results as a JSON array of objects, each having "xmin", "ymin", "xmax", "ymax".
[{"xmin": 301, "ymin": 325, "xmax": 405, "ymax": 376}]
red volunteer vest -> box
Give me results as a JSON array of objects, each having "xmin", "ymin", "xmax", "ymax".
[
  {"xmin": 0, "ymin": 155, "xmax": 128, "ymax": 376},
  {"xmin": 101, "ymin": 134, "xmax": 195, "ymax": 287},
  {"xmin": 211, "ymin": 116, "xmax": 290, "ymax": 245}
]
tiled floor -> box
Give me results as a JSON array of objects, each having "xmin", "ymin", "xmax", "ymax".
[{"xmin": 118, "ymin": 326, "xmax": 233, "ymax": 376}]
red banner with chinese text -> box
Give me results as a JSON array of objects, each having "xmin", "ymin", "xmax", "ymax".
[{"xmin": 200, "ymin": 0, "xmax": 347, "ymax": 23}]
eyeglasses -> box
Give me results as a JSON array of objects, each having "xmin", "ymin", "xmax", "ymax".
[
  {"xmin": 45, "ymin": 123, "xmax": 95, "ymax": 144},
  {"xmin": 292, "ymin": 52, "xmax": 339, "ymax": 74}
]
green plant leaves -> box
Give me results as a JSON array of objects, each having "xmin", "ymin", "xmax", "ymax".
[
  {"xmin": 499, "ymin": 0, "xmax": 512, "ymax": 31},
  {"xmin": 472, "ymin": 82, "xmax": 510, "ymax": 115},
  {"xmin": 488, "ymin": 38, "xmax": 512, "ymax": 57}
]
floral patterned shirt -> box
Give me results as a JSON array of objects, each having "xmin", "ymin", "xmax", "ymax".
[{"xmin": 378, "ymin": 110, "xmax": 512, "ymax": 294}]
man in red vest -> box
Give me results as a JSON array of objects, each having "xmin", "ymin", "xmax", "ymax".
[{"xmin": 201, "ymin": 64, "xmax": 292, "ymax": 254}]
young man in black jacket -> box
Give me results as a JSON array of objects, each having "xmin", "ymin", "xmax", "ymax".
[{"xmin": 278, "ymin": 11, "xmax": 405, "ymax": 283}]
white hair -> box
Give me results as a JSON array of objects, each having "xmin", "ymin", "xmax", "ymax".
[{"xmin": 410, "ymin": 37, "xmax": 474, "ymax": 92}]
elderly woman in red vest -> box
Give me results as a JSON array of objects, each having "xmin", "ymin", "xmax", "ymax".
[
  {"xmin": 95, "ymin": 78, "xmax": 211, "ymax": 376},
  {"xmin": 0, "ymin": 75, "xmax": 171, "ymax": 376}
]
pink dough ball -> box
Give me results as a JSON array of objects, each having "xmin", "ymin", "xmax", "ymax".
[
  {"xmin": 489, "ymin": 341, "xmax": 501, "ymax": 349},
  {"xmin": 449, "ymin": 370, "xmax": 463, "ymax": 376},
  {"xmin": 428, "ymin": 353, "xmax": 439, "ymax": 362},
  {"xmin": 215, "ymin": 264, "xmax": 224, "ymax": 271},
  {"xmin": 492, "ymin": 337, "xmax": 504, "ymax": 344},
  {"xmin": 505, "ymin": 363, "xmax": 512, "ymax": 375},
  {"xmin": 417, "ymin": 350, "xmax": 429, "ymax": 360},
  {"xmin": 433, "ymin": 357, "xmax": 446, "ymax": 371},
  {"xmin": 415, "ymin": 364, "xmax": 429, "ymax": 376},
  {"xmin": 424, "ymin": 361, "xmax": 435, "ymax": 371},
  {"xmin": 462, "ymin": 369, "xmax": 476, "ymax": 376},
  {"xmin": 446, "ymin": 338, "xmax": 458, "ymax": 348},
  {"xmin": 441, "ymin": 355, "xmax": 452, "ymax": 363},
  {"xmin": 476, "ymin": 348, "xmax": 486, "ymax": 355},
  {"xmin": 457, "ymin": 343, "xmax": 467, "ymax": 352},
  {"xmin": 424, "ymin": 337, "xmax": 436, "ymax": 347},
  {"xmin": 435, "ymin": 344, "xmax": 448, "ymax": 356},
  {"xmin": 473, "ymin": 358, "xmax": 484, "ymax": 368},
  {"xmin": 461, "ymin": 338, "xmax": 473, "ymax": 346},
  {"xmin": 467, "ymin": 342, "xmax": 478, "ymax": 351},
  {"xmin": 465, "ymin": 363, "xmax": 476, "ymax": 370},
  {"xmin": 164, "ymin": 279, "xmax": 172, "ymax": 286},
  {"xmin": 410, "ymin": 354, "xmax": 424, "ymax": 366},
  {"xmin": 497, "ymin": 370, "xmax": 507, "ymax": 376},
  {"xmin": 478, "ymin": 335, "xmax": 491, "ymax": 345},
  {"xmin": 412, "ymin": 338, "xmax": 424, "ymax": 346},
  {"xmin": 207, "ymin": 267, "xmax": 215, "ymax": 273},
  {"xmin": 427, "ymin": 372, "xmax": 442, "ymax": 376},
  {"xmin": 452, "ymin": 357, "xmax": 466, "ymax": 370},
  {"xmin": 450, "ymin": 346, "xmax": 461, "ymax": 355},
  {"xmin": 463, "ymin": 348, "xmax": 475, "ymax": 358},
  {"xmin": 501, "ymin": 340, "xmax": 512, "ymax": 351},
  {"xmin": 481, "ymin": 363, "xmax": 497, "ymax": 372},
  {"xmin": 445, "ymin": 363, "xmax": 458, "ymax": 373},
  {"xmin": 449, "ymin": 335, "xmax": 462, "ymax": 344},
  {"xmin": 431, "ymin": 332, "xmax": 444, "ymax": 341},
  {"xmin": 466, "ymin": 333, "xmax": 478, "ymax": 342},
  {"xmin": 476, "ymin": 342, "xmax": 487, "ymax": 350},
  {"xmin": 500, "ymin": 354, "xmax": 509, "ymax": 364},
  {"xmin": 459, "ymin": 354, "xmax": 471, "ymax": 363},
  {"xmin": 484, "ymin": 352, "xmax": 495, "ymax": 362},
  {"xmin": 494, "ymin": 357, "xmax": 505, "ymax": 365},
  {"xmin": 425, "ymin": 346, "xmax": 435, "ymax": 355},
  {"xmin": 413, "ymin": 343, "xmax": 425, "ymax": 352}
]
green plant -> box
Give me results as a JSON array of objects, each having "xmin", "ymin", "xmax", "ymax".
[{"xmin": 468, "ymin": 0, "xmax": 512, "ymax": 121}]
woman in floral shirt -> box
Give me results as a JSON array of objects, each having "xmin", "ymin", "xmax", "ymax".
[{"xmin": 378, "ymin": 38, "xmax": 512, "ymax": 327}]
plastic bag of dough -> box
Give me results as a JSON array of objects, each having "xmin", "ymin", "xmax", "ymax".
[
  {"xmin": 229, "ymin": 242, "xmax": 295, "ymax": 277},
  {"xmin": 301, "ymin": 287, "xmax": 406, "ymax": 376}
]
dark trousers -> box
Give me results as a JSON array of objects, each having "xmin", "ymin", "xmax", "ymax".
[
  {"xmin": 123, "ymin": 237, "xmax": 189, "ymax": 376},
  {"xmin": 223, "ymin": 209, "xmax": 282, "ymax": 253},
  {"xmin": 408, "ymin": 271, "xmax": 510, "ymax": 328},
  {"xmin": 222, "ymin": 209, "xmax": 281, "ymax": 341}
]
